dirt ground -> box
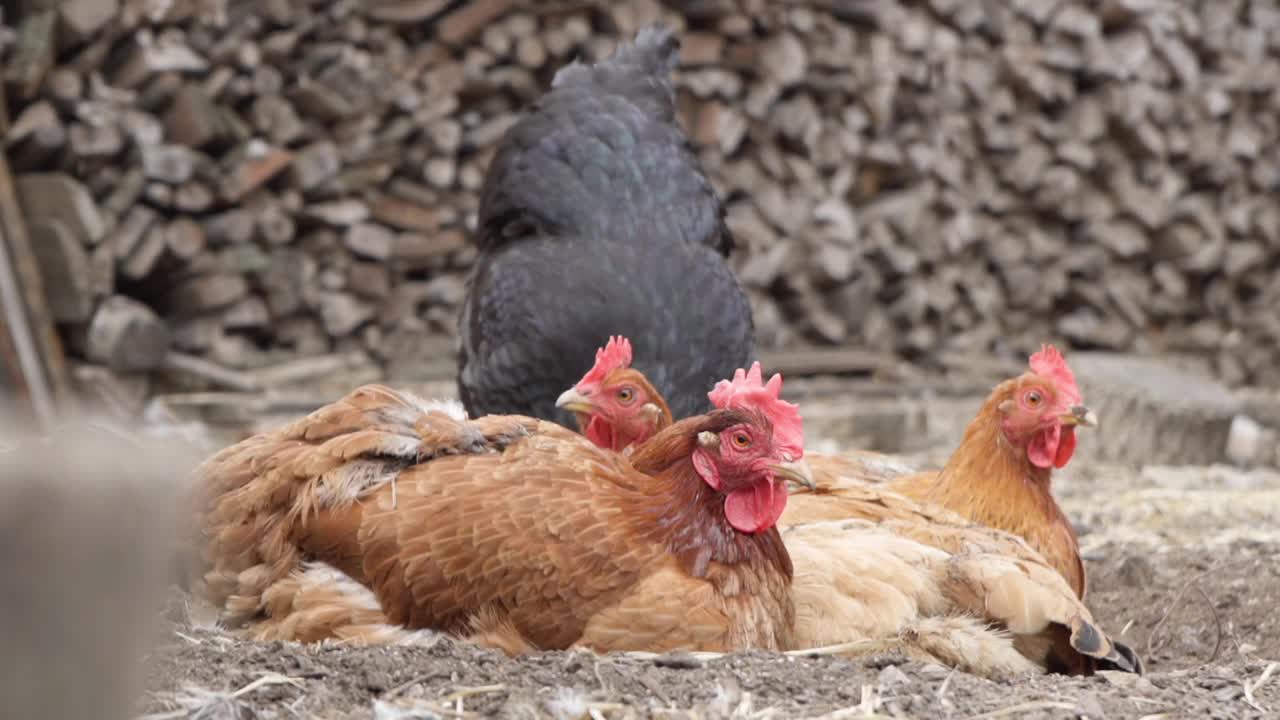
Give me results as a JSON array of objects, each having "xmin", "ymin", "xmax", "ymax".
[{"xmin": 139, "ymin": 393, "xmax": 1280, "ymax": 720}]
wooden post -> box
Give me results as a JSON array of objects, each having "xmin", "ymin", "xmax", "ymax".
[
  {"xmin": 0, "ymin": 224, "xmax": 57, "ymax": 428},
  {"xmin": 0, "ymin": 56, "xmax": 70, "ymax": 432}
]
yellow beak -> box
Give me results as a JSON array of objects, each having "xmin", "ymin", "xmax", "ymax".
[
  {"xmin": 555, "ymin": 387, "xmax": 595, "ymax": 415},
  {"xmin": 1060, "ymin": 405, "xmax": 1099, "ymax": 428},
  {"xmin": 769, "ymin": 458, "xmax": 817, "ymax": 491}
]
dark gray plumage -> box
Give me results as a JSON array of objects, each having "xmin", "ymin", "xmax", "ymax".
[{"xmin": 456, "ymin": 24, "xmax": 755, "ymax": 426}]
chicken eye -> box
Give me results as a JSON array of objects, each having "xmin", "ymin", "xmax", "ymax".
[
  {"xmin": 732, "ymin": 432, "xmax": 751, "ymax": 449},
  {"xmin": 616, "ymin": 387, "xmax": 635, "ymax": 404},
  {"xmin": 1025, "ymin": 390, "xmax": 1043, "ymax": 406}
]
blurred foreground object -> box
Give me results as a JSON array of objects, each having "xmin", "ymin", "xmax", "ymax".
[{"xmin": 0, "ymin": 414, "xmax": 196, "ymax": 720}]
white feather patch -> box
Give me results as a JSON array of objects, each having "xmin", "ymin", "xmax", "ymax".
[
  {"xmin": 312, "ymin": 394, "xmax": 474, "ymax": 507},
  {"xmin": 295, "ymin": 561, "xmax": 384, "ymax": 612},
  {"xmin": 403, "ymin": 394, "xmax": 468, "ymax": 422},
  {"xmin": 313, "ymin": 460, "xmax": 403, "ymax": 508}
]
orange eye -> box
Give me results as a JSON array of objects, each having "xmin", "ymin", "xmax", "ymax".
[
  {"xmin": 617, "ymin": 387, "xmax": 635, "ymax": 404},
  {"xmin": 732, "ymin": 432, "xmax": 751, "ymax": 448},
  {"xmin": 1026, "ymin": 390, "xmax": 1043, "ymax": 406}
]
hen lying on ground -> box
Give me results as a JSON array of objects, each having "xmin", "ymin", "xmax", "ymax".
[
  {"xmin": 456, "ymin": 23, "xmax": 754, "ymax": 428},
  {"xmin": 194, "ymin": 370, "xmax": 813, "ymax": 655},
  {"xmin": 562, "ymin": 340, "xmax": 1095, "ymax": 599},
  {"xmin": 792, "ymin": 345, "xmax": 1095, "ymax": 599}
]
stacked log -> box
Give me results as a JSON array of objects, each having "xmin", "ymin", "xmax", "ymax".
[{"xmin": 5, "ymin": 0, "xmax": 1280, "ymax": 417}]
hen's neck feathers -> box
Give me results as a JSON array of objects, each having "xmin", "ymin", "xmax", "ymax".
[{"xmin": 625, "ymin": 414, "xmax": 793, "ymax": 582}]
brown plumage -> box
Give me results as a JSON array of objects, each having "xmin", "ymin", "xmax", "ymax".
[{"xmin": 196, "ymin": 383, "xmax": 803, "ymax": 654}]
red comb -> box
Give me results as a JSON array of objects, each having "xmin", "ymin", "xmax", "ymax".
[
  {"xmin": 577, "ymin": 336, "xmax": 633, "ymax": 386},
  {"xmin": 707, "ymin": 362, "xmax": 804, "ymax": 459},
  {"xmin": 1029, "ymin": 344, "xmax": 1082, "ymax": 404}
]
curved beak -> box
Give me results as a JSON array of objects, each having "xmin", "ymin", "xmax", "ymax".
[
  {"xmin": 555, "ymin": 387, "xmax": 595, "ymax": 415},
  {"xmin": 769, "ymin": 458, "xmax": 817, "ymax": 491},
  {"xmin": 1060, "ymin": 405, "xmax": 1098, "ymax": 428}
]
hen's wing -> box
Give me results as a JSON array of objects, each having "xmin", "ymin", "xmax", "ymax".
[
  {"xmin": 881, "ymin": 466, "xmax": 1089, "ymax": 600},
  {"xmin": 790, "ymin": 455, "xmax": 1089, "ymax": 600},
  {"xmin": 780, "ymin": 486, "xmax": 1140, "ymax": 678},
  {"xmin": 331, "ymin": 430, "xmax": 696, "ymax": 651}
]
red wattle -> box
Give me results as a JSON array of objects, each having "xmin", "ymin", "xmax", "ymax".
[
  {"xmin": 1027, "ymin": 425, "xmax": 1058, "ymax": 469},
  {"xmin": 1055, "ymin": 426, "xmax": 1077, "ymax": 468},
  {"xmin": 585, "ymin": 416, "xmax": 616, "ymax": 451},
  {"xmin": 1028, "ymin": 424, "xmax": 1078, "ymax": 469},
  {"xmin": 724, "ymin": 478, "xmax": 788, "ymax": 534}
]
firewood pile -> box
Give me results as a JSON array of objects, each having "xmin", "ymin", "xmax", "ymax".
[{"xmin": 5, "ymin": 0, "xmax": 1280, "ymax": 418}]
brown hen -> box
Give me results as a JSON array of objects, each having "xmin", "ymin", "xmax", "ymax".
[
  {"xmin": 196, "ymin": 378, "xmax": 812, "ymax": 655},
  {"xmin": 792, "ymin": 345, "xmax": 1094, "ymax": 599}
]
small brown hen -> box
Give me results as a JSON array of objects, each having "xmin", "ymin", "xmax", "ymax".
[
  {"xmin": 790, "ymin": 345, "xmax": 1094, "ymax": 599},
  {"xmin": 195, "ymin": 376, "xmax": 813, "ymax": 655}
]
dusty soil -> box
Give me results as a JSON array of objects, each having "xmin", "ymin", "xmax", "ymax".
[{"xmin": 140, "ymin": 395, "xmax": 1280, "ymax": 720}]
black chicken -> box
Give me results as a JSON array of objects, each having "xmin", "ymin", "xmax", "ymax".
[{"xmin": 456, "ymin": 24, "xmax": 755, "ymax": 426}]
